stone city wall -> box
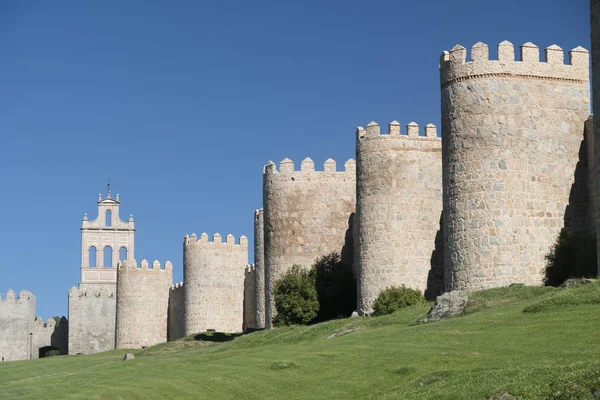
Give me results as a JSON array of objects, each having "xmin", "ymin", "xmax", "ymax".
[
  {"xmin": 168, "ymin": 282, "xmax": 185, "ymax": 341},
  {"xmin": 0, "ymin": 290, "xmax": 35, "ymax": 361}
]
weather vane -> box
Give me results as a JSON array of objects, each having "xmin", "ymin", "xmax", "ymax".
[{"xmin": 107, "ymin": 165, "xmax": 111, "ymax": 198}]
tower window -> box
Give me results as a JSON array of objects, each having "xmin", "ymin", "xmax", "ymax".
[
  {"xmin": 105, "ymin": 210, "xmax": 112, "ymax": 227},
  {"xmin": 119, "ymin": 247, "xmax": 127, "ymax": 262},
  {"xmin": 104, "ymin": 246, "xmax": 113, "ymax": 268},
  {"xmin": 89, "ymin": 246, "xmax": 97, "ymax": 267}
]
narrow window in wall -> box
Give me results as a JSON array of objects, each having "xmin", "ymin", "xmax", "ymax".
[
  {"xmin": 104, "ymin": 246, "xmax": 113, "ymax": 268},
  {"xmin": 89, "ymin": 246, "xmax": 97, "ymax": 267},
  {"xmin": 105, "ymin": 210, "xmax": 112, "ymax": 227},
  {"xmin": 119, "ymin": 247, "xmax": 127, "ymax": 262}
]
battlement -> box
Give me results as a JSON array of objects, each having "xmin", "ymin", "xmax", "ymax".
[
  {"xmin": 246, "ymin": 264, "xmax": 255, "ymax": 273},
  {"xmin": 68, "ymin": 284, "xmax": 115, "ymax": 299},
  {"xmin": 34, "ymin": 316, "xmax": 59, "ymax": 328},
  {"xmin": 357, "ymin": 121, "xmax": 440, "ymax": 140},
  {"xmin": 0, "ymin": 289, "xmax": 34, "ymax": 303},
  {"xmin": 183, "ymin": 233, "xmax": 249, "ymax": 248},
  {"xmin": 117, "ymin": 259, "xmax": 172, "ymax": 272},
  {"xmin": 440, "ymin": 41, "xmax": 589, "ymax": 86},
  {"xmin": 170, "ymin": 282, "xmax": 184, "ymax": 290},
  {"xmin": 263, "ymin": 158, "xmax": 356, "ymax": 174}
]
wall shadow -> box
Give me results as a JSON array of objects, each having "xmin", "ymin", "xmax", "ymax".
[
  {"xmin": 425, "ymin": 211, "xmax": 444, "ymax": 301},
  {"xmin": 563, "ymin": 123, "xmax": 592, "ymax": 233},
  {"xmin": 193, "ymin": 332, "xmax": 243, "ymax": 342}
]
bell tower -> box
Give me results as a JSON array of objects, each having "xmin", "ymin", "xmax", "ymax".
[{"xmin": 80, "ymin": 191, "xmax": 135, "ymax": 284}]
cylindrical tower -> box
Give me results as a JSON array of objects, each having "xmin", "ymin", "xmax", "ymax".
[
  {"xmin": 263, "ymin": 157, "xmax": 356, "ymax": 328},
  {"xmin": 355, "ymin": 121, "xmax": 443, "ymax": 315},
  {"xmin": 183, "ymin": 233, "xmax": 248, "ymax": 335},
  {"xmin": 253, "ymin": 208, "xmax": 265, "ymax": 329},
  {"xmin": 441, "ymin": 41, "xmax": 590, "ymax": 291},
  {"xmin": 591, "ymin": 0, "xmax": 600, "ymax": 276},
  {"xmin": 115, "ymin": 259, "xmax": 172, "ymax": 349}
]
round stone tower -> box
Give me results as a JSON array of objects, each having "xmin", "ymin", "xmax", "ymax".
[
  {"xmin": 183, "ymin": 233, "xmax": 248, "ymax": 335},
  {"xmin": 263, "ymin": 158, "xmax": 356, "ymax": 328},
  {"xmin": 440, "ymin": 41, "xmax": 590, "ymax": 291},
  {"xmin": 355, "ymin": 121, "xmax": 443, "ymax": 314},
  {"xmin": 115, "ymin": 259, "xmax": 172, "ymax": 349}
]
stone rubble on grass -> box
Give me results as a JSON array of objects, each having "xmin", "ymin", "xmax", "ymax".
[
  {"xmin": 423, "ymin": 290, "xmax": 469, "ymax": 322},
  {"xmin": 327, "ymin": 329, "xmax": 354, "ymax": 339},
  {"xmin": 123, "ymin": 353, "xmax": 134, "ymax": 361},
  {"xmin": 561, "ymin": 278, "xmax": 596, "ymax": 287},
  {"xmin": 350, "ymin": 311, "xmax": 359, "ymax": 318}
]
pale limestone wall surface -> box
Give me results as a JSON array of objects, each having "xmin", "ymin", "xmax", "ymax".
[
  {"xmin": 80, "ymin": 194, "xmax": 135, "ymax": 284},
  {"xmin": 355, "ymin": 121, "xmax": 443, "ymax": 314},
  {"xmin": 0, "ymin": 290, "xmax": 35, "ymax": 361},
  {"xmin": 115, "ymin": 259, "xmax": 172, "ymax": 349},
  {"xmin": 592, "ymin": 0, "xmax": 600, "ymax": 276},
  {"xmin": 263, "ymin": 158, "xmax": 356, "ymax": 328},
  {"xmin": 68, "ymin": 283, "xmax": 116, "ymax": 354},
  {"xmin": 32, "ymin": 317, "xmax": 68, "ymax": 358},
  {"xmin": 243, "ymin": 264, "xmax": 256, "ymax": 331},
  {"xmin": 183, "ymin": 233, "xmax": 248, "ymax": 334},
  {"xmin": 168, "ymin": 282, "xmax": 185, "ymax": 341},
  {"xmin": 253, "ymin": 209, "xmax": 265, "ymax": 329},
  {"xmin": 440, "ymin": 41, "xmax": 591, "ymax": 291}
]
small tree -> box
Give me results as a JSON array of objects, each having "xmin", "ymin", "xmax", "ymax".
[
  {"xmin": 544, "ymin": 229, "xmax": 597, "ymax": 287},
  {"xmin": 274, "ymin": 265, "xmax": 319, "ymax": 326},
  {"xmin": 372, "ymin": 285, "xmax": 425, "ymax": 316},
  {"xmin": 310, "ymin": 252, "xmax": 357, "ymax": 322}
]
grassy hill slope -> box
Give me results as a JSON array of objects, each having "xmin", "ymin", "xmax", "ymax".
[{"xmin": 1, "ymin": 283, "xmax": 600, "ymax": 399}]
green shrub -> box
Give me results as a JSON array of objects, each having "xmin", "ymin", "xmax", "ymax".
[
  {"xmin": 310, "ymin": 252, "xmax": 357, "ymax": 322},
  {"xmin": 273, "ymin": 265, "xmax": 319, "ymax": 326},
  {"xmin": 544, "ymin": 229, "xmax": 597, "ymax": 287},
  {"xmin": 372, "ymin": 285, "xmax": 425, "ymax": 316},
  {"xmin": 547, "ymin": 364, "xmax": 600, "ymax": 399}
]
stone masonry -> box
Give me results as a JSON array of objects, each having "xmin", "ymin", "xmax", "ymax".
[
  {"xmin": 115, "ymin": 259, "xmax": 172, "ymax": 349},
  {"xmin": 591, "ymin": 0, "xmax": 600, "ymax": 276},
  {"xmin": 167, "ymin": 282, "xmax": 185, "ymax": 341},
  {"xmin": 253, "ymin": 209, "xmax": 266, "ymax": 329},
  {"xmin": 440, "ymin": 41, "xmax": 591, "ymax": 291},
  {"xmin": 355, "ymin": 121, "xmax": 443, "ymax": 315},
  {"xmin": 183, "ymin": 233, "xmax": 248, "ymax": 334},
  {"xmin": 263, "ymin": 158, "xmax": 356, "ymax": 328},
  {"xmin": 243, "ymin": 264, "xmax": 256, "ymax": 331}
]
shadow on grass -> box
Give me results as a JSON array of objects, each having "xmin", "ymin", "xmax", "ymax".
[{"xmin": 194, "ymin": 332, "xmax": 243, "ymax": 342}]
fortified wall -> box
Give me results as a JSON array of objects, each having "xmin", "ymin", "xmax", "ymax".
[
  {"xmin": 183, "ymin": 233, "xmax": 248, "ymax": 334},
  {"xmin": 263, "ymin": 158, "xmax": 356, "ymax": 327},
  {"xmin": 355, "ymin": 121, "xmax": 443, "ymax": 314},
  {"xmin": 253, "ymin": 209, "xmax": 265, "ymax": 329},
  {"xmin": 591, "ymin": 0, "xmax": 600, "ymax": 276},
  {"xmin": 68, "ymin": 283, "xmax": 116, "ymax": 354},
  {"xmin": 168, "ymin": 282, "xmax": 185, "ymax": 341},
  {"xmin": 115, "ymin": 259, "xmax": 172, "ymax": 349},
  {"xmin": 243, "ymin": 264, "xmax": 256, "ymax": 331},
  {"xmin": 0, "ymin": 290, "xmax": 35, "ymax": 361},
  {"xmin": 440, "ymin": 41, "xmax": 591, "ymax": 291}
]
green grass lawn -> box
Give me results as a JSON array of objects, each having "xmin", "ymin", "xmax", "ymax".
[{"xmin": 2, "ymin": 283, "xmax": 600, "ymax": 399}]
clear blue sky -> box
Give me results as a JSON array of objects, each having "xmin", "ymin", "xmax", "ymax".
[{"xmin": 0, "ymin": 0, "xmax": 589, "ymax": 318}]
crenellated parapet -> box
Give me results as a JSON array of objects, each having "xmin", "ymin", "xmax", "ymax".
[
  {"xmin": 0, "ymin": 289, "xmax": 34, "ymax": 303},
  {"xmin": 183, "ymin": 232, "xmax": 248, "ymax": 249},
  {"xmin": 441, "ymin": 40, "xmax": 591, "ymax": 291},
  {"xmin": 183, "ymin": 230, "xmax": 248, "ymax": 335},
  {"xmin": 440, "ymin": 41, "xmax": 589, "ymax": 87},
  {"xmin": 263, "ymin": 156, "xmax": 356, "ymax": 328},
  {"xmin": 117, "ymin": 259, "xmax": 173, "ymax": 274},
  {"xmin": 263, "ymin": 157, "xmax": 356, "ymax": 175}
]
